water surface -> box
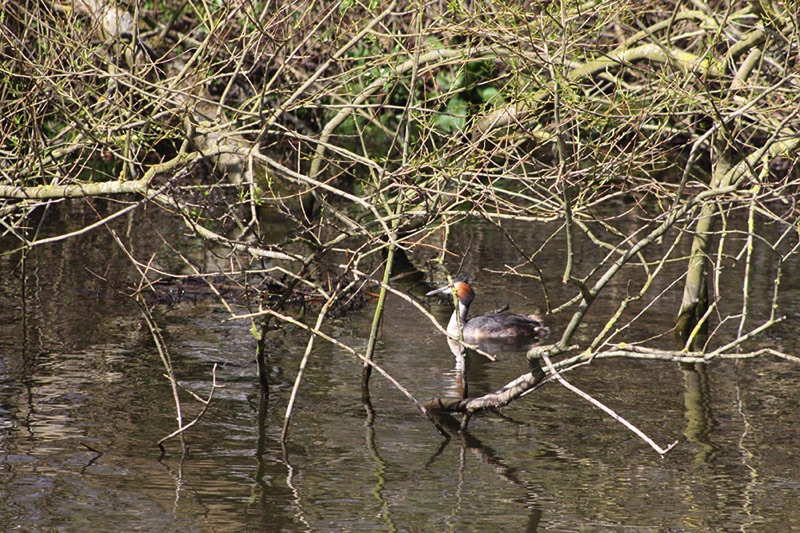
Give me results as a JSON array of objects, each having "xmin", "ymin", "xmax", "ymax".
[{"xmin": 0, "ymin": 203, "xmax": 798, "ymax": 531}]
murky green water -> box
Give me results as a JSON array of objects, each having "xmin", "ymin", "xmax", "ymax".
[{"xmin": 1, "ymin": 202, "xmax": 799, "ymax": 531}]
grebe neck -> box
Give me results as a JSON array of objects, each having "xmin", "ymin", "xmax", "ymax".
[{"xmin": 447, "ymin": 299, "xmax": 471, "ymax": 337}]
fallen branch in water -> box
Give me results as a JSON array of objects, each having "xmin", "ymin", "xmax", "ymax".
[
  {"xmin": 424, "ymin": 336, "xmax": 798, "ymax": 439},
  {"xmin": 424, "ymin": 363, "xmax": 547, "ymax": 431}
]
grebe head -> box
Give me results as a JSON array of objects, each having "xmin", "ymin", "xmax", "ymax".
[{"xmin": 425, "ymin": 277, "xmax": 475, "ymax": 307}]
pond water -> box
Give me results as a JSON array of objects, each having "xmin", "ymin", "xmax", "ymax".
[{"xmin": 0, "ymin": 202, "xmax": 799, "ymax": 531}]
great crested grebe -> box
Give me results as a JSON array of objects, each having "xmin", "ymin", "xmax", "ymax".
[{"xmin": 426, "ymin": 277, "xmax": 549, "ymax": 344}]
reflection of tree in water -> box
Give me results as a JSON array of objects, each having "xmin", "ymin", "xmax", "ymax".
[{"xmin": 682, "ymin": 362, "xmax": 719, "ymax": 464}]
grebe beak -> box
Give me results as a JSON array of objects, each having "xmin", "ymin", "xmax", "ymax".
[{"xmin": 425, "ymin": 284, "xmax": 454, "ymax": 297}]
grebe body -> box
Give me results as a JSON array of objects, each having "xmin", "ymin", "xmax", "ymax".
[{"xmin": 426, "ymin": 278, "xmax": 548, "ymax": 344}]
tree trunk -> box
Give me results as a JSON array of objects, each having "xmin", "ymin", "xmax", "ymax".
[{"xmin": 676, "ymin": 136, "xmax": 733, "ymax": 349}]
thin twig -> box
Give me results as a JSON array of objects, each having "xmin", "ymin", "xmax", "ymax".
[{"xmin": 540, "ymin": 353, "xmax": 678, "ymax": 456}]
